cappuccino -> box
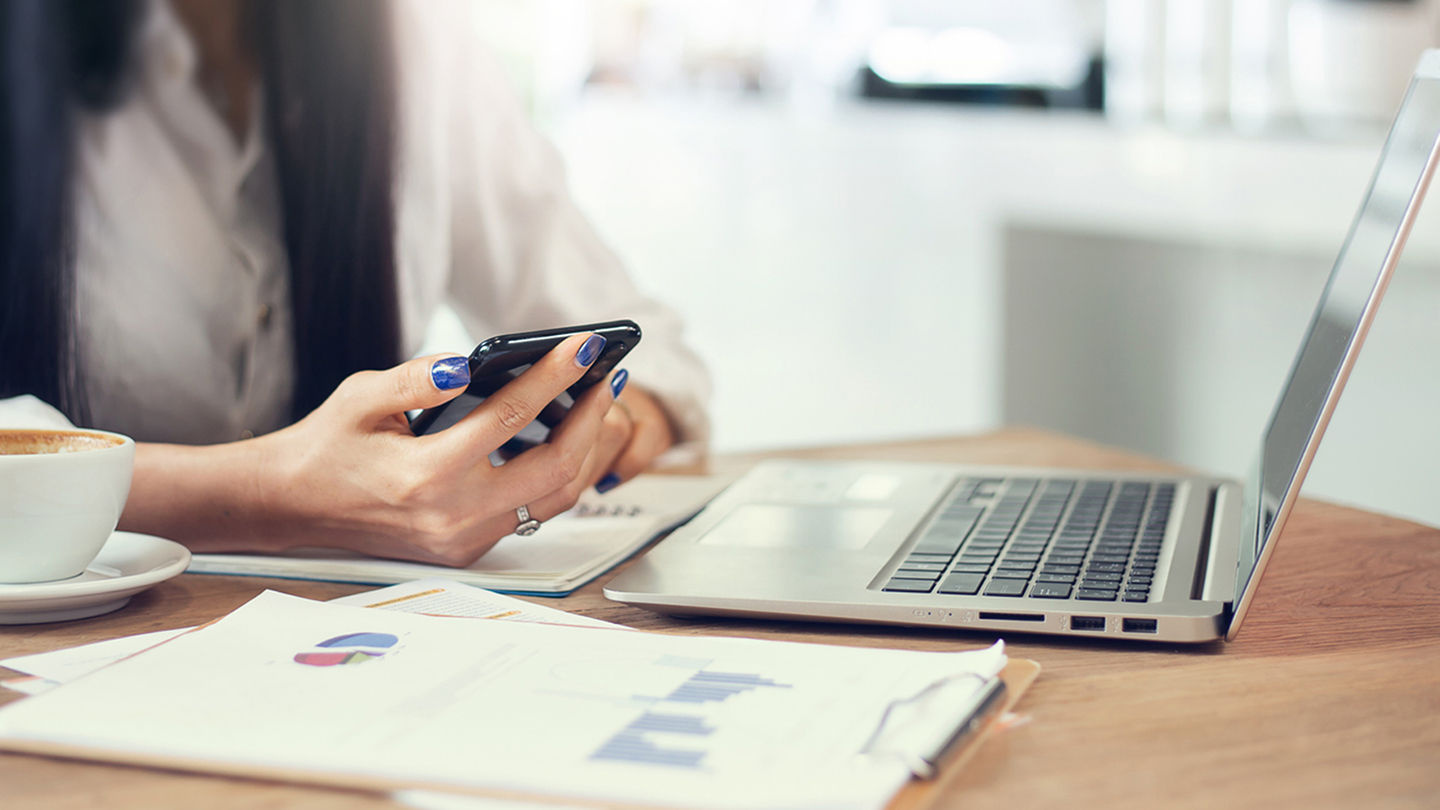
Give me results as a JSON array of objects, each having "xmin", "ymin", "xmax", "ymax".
[
  {"xmin": 0, "ymin": 430, "xmax": 126, "ymax": 455},
  {"xmin": 0, "ymin": 429, "xmax": 135, "ymax": 584}
]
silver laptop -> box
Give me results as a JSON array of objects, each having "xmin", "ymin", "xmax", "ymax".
[{"xmin": 607, "ymin": 51, "xmax": 1440, "ymax": 643}]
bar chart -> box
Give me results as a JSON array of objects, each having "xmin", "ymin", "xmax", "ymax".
[{"xmin": 591, "ymin": 664, "xmax": 793, "ymax": 769}]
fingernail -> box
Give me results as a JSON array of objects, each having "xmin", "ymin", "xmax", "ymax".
[
  {"xmin": 596, "ymin": 473, "xmax": 621, "ymax": 494},
  {"xmin": 575, "ymin": 334, "xmax": 606, "ymax": 367},
  {"xmin": 430, "ymin": 356, "xmax": 470, "ymax": 390},
  {"xmin": 609, "ymin": 368, "xmax": 629, "ymax": 398}
]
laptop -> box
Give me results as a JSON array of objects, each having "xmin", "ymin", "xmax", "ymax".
[{"xmin": 606, "ymin": 51, "xmax": 1440, "ymax": 643}]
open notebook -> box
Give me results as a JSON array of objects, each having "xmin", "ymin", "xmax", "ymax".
[{"xmin": 188, "ymin": 474, "xmax": 733, "ymax": 595}]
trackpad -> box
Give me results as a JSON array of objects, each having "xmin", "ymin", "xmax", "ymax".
[{"xmin": 696, "ymin": 505, "xmax": 891, "ymax": 550}]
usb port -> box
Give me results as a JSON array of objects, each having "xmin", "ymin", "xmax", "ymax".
[
  {"xmin": 1070, "ymin": 616, "xmax": 1106, "ymax": 632},
  {"xmin": 1123, "ymin": 618, "xmax": 1158, "ymax": 634}
]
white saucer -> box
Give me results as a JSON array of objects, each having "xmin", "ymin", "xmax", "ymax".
[{"xmin": 0, "ymin": 532, "xmax": 190, "ymax": 624}]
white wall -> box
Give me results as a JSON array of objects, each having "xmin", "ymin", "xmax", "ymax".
[
  {"xmin": 549, "ymin": 94, "xmax": 1440, "ymax": 526},
  {"xmin": 551, "ymin": 94, "xmax": 1002, "ymax": 453},
  {"xmin": 1004, "ymin": 228, "xmax": 1440, "ymax": 524}
]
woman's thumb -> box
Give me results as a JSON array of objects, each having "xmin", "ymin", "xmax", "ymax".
[{"xmin": 341, "ymin": 354, "xmax": 471, "ymax": 421}]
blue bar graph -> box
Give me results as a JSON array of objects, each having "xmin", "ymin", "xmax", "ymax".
[
  {"xmin": 591, "ymin": 712, "xmax": 712, "ymax": 768},
  {"xmin": 665, "ymin": 670, "xmax": 792, "ymax": 705},
  {"xmin": 591, "ymin": 666, "xmax": 794, "ymax": 769}
]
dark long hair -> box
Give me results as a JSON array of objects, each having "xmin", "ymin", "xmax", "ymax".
[{"xmin": 0, "ymin": 0, "xmax": 402, "ymax": 427}]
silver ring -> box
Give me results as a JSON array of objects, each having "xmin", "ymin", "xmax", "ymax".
[{"xmin": 514, "ymin": 504, "xmax": 541, "ymax": 536}]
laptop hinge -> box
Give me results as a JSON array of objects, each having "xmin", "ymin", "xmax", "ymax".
[
  {"xmin": 1189, "ymin": 488, "xmax": 1217, "ymax": 601},
  {"xmin": 1198, "ymin": 482, "xmax": 1242, "ymax": 605}
]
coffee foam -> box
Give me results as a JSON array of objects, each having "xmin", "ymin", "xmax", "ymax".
[{"xmin": 0, "ymin": 430, "xmax": 125, "ymax": 455}]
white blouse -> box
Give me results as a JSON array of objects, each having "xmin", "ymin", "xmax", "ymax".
[{"xmin": 7, "ymin": 0, "xmax": 710, "ymax": 451}]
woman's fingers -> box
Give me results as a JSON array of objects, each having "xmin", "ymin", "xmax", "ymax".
[
  {"xmin": 603, "ymin": 385, "xmax": 676, "ymax": 486},
  {"xmin": 489, "ymin": 365, "xmax": 616, "ymax": 510},
  {"xmin": 440, "ymin": 333, "xmax": 605, "ymax": 455},
  {"xmin": 587, "ymin": 406, "xmax": 636, "ymax": 493},
  {"xmin": 399, "ymin": 384, "xmax": 618, "ymax": 567},
  {"xmin": 328, "ymin": 354, "xmax": 471, "ymax": 425}
]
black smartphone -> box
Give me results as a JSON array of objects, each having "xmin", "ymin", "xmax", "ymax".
[{"xmin": 408, "ymin": 320, "xmax": 641, "ymax": 438}]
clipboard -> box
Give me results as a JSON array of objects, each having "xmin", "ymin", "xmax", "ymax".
[
  {"xmin": 887, "ymin": 658, "xmax": 1041, "ymax": 810},
  {"xmin": 0, "ymin": 658, "xmax": 1040, "ymax": 810}
]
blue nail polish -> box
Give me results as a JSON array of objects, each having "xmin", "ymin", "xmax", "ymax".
[
  {"xmin": 431, "ymin": 356, "xmax": 470, "ymax": 390},
  {"xmin": 575, "ymin": 334, "xmax": 606, "ymax": 367},
  {"xmin": 610, "ymin": 368, "xmax": 629, "ymax": 398},
  {"xmin": 596, "ymin": 473, "xmax": 622, "ymax": 494}
]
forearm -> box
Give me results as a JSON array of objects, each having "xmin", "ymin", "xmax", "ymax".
[{"xmin": 118, "ymin": 439, "xmax": 287, "ymax": 554}]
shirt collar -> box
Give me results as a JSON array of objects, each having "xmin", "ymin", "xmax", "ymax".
[
  {"xmin": 137, "ymin": 0, "xmax": 266, "ymax": 203},
  {"xmin": 138, "ymin": 0, "xmax": 200, "ymax": 94}
]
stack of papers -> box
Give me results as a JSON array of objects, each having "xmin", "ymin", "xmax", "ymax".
[
  {"xmin": 0, "ymin": 579, "xmax": 621, "ymax": 696},
  {"xmin": 0, "ymin": 588, "xmax": 1010, "ymax": 810},
  {"xmin": 187, "ymin": 473, "xmax": 733, "ymax": 595}
]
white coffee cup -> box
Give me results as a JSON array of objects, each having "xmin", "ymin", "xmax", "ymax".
[{"xmin": 0, "ymin": 429, "xmax": 135, "ymax": 584}]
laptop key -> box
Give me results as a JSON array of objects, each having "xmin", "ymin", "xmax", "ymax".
[
  {"xmin": 892, "ymin": 562, "xmax": 950, "ymax": 573},
  {"xmin": 937, "ymin": 573, "xmax": 985, "ymax": 595},
  {"xmin": 1002, "ymin": 552, "xmax": 1042, "ymax": 562},
  {"xmin": 897, "ymin": 560, "xmax": 948, "ymax": 570},
  {"xmin": 1035, "ymin": 572, "xmax": 1077, "ymax": 583},
  {"xmin": 1086, "ymin": 562, "xmax": 1126, "ymax": 573},
  {"xmin": 1029, "ymin": 582, "xmax": 1072, "ymax": 599},
  {"xmin": 1090, "ymin": 554, "xmax": 1131, "ymax": 564},
  {"xmin": 956, "ymin": 550, "xmax": 1002, "ymax": 564},
  {"xmin": 983, "ymin": 579, "xmax": 1029, "ymax": 597},
  {"xmin": 906, "ymin": 553, "xmax": 953, "ymax": 564},
  {"xmin": 1123, "ymin": 591, "xmax": 1149, "ymax": 602},
  {"xmin": 1076, "ymin": 588, "xmax": 1118, "ymax": 601},
  {"xmin": 883, "ymin": 577, "xmax": 936, "ymax": 593},
  {"xmin": 950, "ymin": 563, "xmax": 992, "ymax": 573}
]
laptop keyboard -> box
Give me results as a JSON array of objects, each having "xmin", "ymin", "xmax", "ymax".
[{"xmin": 882, "ymin": 477, "xmax": 1175, "ymax": 602}]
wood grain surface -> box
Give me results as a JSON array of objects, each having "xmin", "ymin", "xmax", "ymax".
[{"xmin": 2, "ymin": 427, "xmax": 1437, "ymax": 810}]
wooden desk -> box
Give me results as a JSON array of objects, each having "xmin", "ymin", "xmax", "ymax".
[{"xmin": 2, "ymin": 428, "xmax": 1438, "ymax": 809}]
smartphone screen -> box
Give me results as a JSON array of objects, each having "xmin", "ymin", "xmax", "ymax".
[{"xmin": 408, "ymin": 320, "xmax": 641, "ymax": 440}]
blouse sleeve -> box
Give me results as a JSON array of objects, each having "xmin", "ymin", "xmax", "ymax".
[
  {"xmin": 404, "ymin": 4, "xmax": 712, "ymax": 454},
  {"xmin": 0, "ymin": 396, "xmax": 78, "ymax": 430}
]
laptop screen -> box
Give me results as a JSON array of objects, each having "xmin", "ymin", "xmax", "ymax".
[{"xmin": 1232, "ymin": 53, "xmax": 1440, "ymax": 632}]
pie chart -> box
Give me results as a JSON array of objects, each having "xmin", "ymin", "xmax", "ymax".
[{"xmin": 294, "ymin": 632, "xmax": 398, "ymax": 667}]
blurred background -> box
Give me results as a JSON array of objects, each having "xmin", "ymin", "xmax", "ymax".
[{"xmin": 457, "ymin": 0, "xmax": 1440, "ymax": 525}]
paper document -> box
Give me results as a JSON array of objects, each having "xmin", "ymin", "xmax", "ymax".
[
  {"xmin": 394, "ymin": 791, "xmax": 588, "ymax": 810},
  {"xmin": 328, "ymin": 578, "xmax": 625, "ymax": 630},
  {"xmin": 0, "ymin": 591, "xmax": 1006, "ymax": 810},
  {"xmin": 1, "ymin": 580, "xmax": 620, "ymax": 695},
  {"xmin": 187, "ymin": 474, "xmax": 733, "ymax": 594},
  {"xmin": 1, "ymin": 628, "xmax": 192, "ymax": 695}
]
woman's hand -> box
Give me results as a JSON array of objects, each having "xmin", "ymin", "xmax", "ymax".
[
  {"xmin": 262, "ymin": 333, "xmax": 621, "ymax": 565},
  {"xmin": 592, "ymin": 381, "xmax": 675, "ymax": 494},
  {"xmin": 122, "ymin": 333, "xmax": 641, "ymax": 567}
]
